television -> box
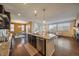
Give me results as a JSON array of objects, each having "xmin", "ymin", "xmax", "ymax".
[{"xmin": 0, "ymin": 14, "xmax": 10, "ymax": 29}]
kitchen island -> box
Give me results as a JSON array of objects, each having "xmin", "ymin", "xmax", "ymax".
[{"xmin": 28, "ymin": 33, "xmax": 57, "ymax": 56}]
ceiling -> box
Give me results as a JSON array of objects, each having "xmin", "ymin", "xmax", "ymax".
[{"xmin": 1, "ymin": 3, "xmax": 79, "ymax": 23}]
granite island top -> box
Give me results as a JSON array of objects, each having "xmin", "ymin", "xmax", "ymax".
[{"xmin": 28, "ymin": 33, "xmax": 57, "ymax": 40}]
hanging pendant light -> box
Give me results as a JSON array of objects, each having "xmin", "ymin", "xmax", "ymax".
[
  {"xmin": 42, "ymin": 8, "xmax": 48, "ymax": 36},
  {"xmin": 34, "ymin": 10, "xmax": 37, "ymax": 17},
  {"xmin": 43, "ymin": 8, "xmax": 46, "ymax": 24}
]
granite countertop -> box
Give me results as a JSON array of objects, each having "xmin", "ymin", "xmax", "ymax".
[{"xmin": 28, "ymin": 33, "xmax": 57, "ymax": 40}]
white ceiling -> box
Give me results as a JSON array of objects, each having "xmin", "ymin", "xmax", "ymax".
[{"xmin": 1, "ymin": 3, "xmax": 79, "ymax": 23}]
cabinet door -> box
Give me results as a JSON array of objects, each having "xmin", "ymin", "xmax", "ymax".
[
  {"xmin": 31, "ymin": 36, "xmax": 36, "ymax": 48},
  {"xmin": 37, "ymin": 37, "xmax": 46, "ymax": 55},
  {"xmin": 28, "ymin": 34, "xmax": 32, "ymax": 44}
]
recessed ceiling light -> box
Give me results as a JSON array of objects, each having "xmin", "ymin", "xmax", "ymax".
[
  {"xmin": 34, "ymin": 10, "xmax": 37, "ymax": 14},
  {"xmin": 43, "ymin": 21, "xmax": 46, "ymax": 24},
  {"xmin": 18, "ymin": 13, "xmax": 21, "ymax": 16}
]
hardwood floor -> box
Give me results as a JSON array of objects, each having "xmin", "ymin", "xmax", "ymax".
[
  {"xmin": 9, "ymin": 38, "xmax": 42, "ymax": 56},
  {"xmin": 9, "ymin": 36, "xmax": 79, "ymax": 56},
  {"xmin": 53, "ymin": 37, "xmax": 79, "ymax": 56}
]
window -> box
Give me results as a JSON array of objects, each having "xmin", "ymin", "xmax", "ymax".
[
  {"xmin": 48, "ymin": 22, "xmax": 71, "ymax": 33},
  {"xmin": 58, "ymin": 22, "xmax": 70, "ymax": 32},
  {"xmin": 10, "ymin": 24, "xmax": 14, "ymax": 32},
  {"xmin": 21, "ymin": 25, "xmax": 24, "ymax": 31},
  {"xmin": 49, "ymin": 24, "xmax": 57, "ymax": 32},
  {"xmin": 33, "ymin": 23, "xmax": 40, "ymax": 32}
]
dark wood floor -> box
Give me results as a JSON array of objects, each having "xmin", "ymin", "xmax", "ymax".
[
  {"xmin": 9, "ymin": 37, "xmax": 79, "ymax": 56},
  {"xmin": 9, "ymin": 38, "xmax": 42, "ymax": 56},
  {"xmin": 53, "ymin": 37, "xmax": 79, "ymax": 56}
]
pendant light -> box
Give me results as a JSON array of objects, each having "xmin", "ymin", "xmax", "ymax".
[
  {"xmin": 42, "ymin": 8, "xmax": 48, "ymax": 36},
  {"xmin": 43, "ymin": 8, "xmax": 46, "ymax": 24}
]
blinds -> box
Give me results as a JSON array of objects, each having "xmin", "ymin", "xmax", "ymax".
[
  {"xmin": 58, "ymin": 23, "xmax": 70, "ymax": 32},
  {"xmin": 49, "ymin": 22, "xmax": 71, "ymax": 32}
]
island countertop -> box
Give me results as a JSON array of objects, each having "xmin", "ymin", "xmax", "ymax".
[{"xmin": 28, "ymin": 33, "xmax": 57, "ymax": 40}]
